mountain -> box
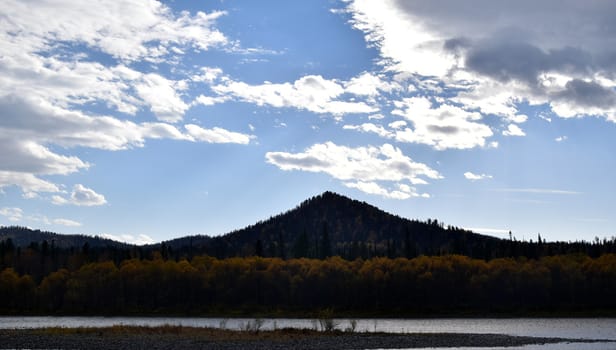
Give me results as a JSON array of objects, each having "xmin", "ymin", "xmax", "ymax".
[
  {"xmin": 1, "ymin": 192, "xmax": 613, "ymax": 260},
  {"xmin": 163, "ymin": 191, "xmax": 503, "ymax": 259},
  {"xmin": 0, "ymin": 226, "xmax": 131, "ymax": 249}
]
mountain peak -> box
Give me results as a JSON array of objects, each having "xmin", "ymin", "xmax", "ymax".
[
  {"xmin": 300, "ymin": 191, "xmax": 374, "ymax": 211},
  {"xmin": 174, "ymin": 191, "xmax": 492, "ymax": 259}
]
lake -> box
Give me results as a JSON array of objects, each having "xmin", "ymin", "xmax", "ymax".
[{"xmin": 1, "ymin": 317, "xmax": 615, "ymax": 349}]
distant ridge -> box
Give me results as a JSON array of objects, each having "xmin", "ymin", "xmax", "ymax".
[{"xmin": 0, "ymin": 226, "xmax": 131, "ymax": 249}]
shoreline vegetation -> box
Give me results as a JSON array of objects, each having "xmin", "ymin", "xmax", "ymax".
[{"xmin": 0, "ymin": 326, "xmax": 612, "ymax": 350}]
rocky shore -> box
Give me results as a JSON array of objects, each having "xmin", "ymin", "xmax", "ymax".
[{"xmin": 0, "ymin": 327, "xmax": 605, "ymax": 350}]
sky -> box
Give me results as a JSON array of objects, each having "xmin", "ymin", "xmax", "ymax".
[{"xmin": 1, "ymin": 0, "xmax": 616, "ymax": 244}]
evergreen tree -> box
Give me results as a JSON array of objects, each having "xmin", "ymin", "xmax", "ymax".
[
  {"xmin": 255, "ymin": 239, "xmax": 263, "ymax": 257},
  {"xmin": 320, "ymin": 222, "xmax": 332, "ymax": 259},
  {"xmin": 277, "ymin": 231, "xmax": 286, "ymax": 259},
  {"xmin": 292, "ymin": 229, "xmax": 309, "ymax": 258}
]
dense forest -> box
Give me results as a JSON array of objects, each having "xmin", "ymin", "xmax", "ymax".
[
  {"xmin": 159, "ymin": 192, "xmax": 616, "ymax": 260},
  {"xmin": 1, "ymin": 254, "xmax": 616, "ymax": 315},
  {"xmin": 2, "ymin": 191, "xmax": 616, "ymax": 316}
]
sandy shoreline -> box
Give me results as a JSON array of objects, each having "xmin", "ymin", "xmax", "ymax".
[{"xmin": 0, "ymin": 327, "xmax": 609, "ymax": 350}]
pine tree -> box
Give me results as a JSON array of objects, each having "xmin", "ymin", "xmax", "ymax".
[
  {"xmin": 255, "ymin": 239, "xmax": 263, "ymax": 257},
  {"xmin": 320, "ymin": 222, "xmax": 332, "ymax": 259},
  {"xmin": 293, "ymin": 229, "xmax": 309, "ymax": 258}
]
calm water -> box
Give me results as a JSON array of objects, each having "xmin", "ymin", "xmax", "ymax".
[{"xmin": 1, "ymin": 317, "xmax": 615, "ymax": 349}]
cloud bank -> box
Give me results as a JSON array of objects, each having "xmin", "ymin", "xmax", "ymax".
[{"xmin": 0, "ymin": 0, "xmax": 252, "ymax": 201}]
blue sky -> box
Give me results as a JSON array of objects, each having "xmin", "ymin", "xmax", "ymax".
[{"xmin": 1, "ymin": 0, "xmax": 616, "ymax": 244}]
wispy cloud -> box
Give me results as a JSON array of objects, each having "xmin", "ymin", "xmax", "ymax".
[
  {"xmin": 494, "ymin": 188, "xmax": 581, "ymax": 195},
  {"xmin": 464, "ymin": 172, "xmax": 493, "ymax": 181},
  {"xmin": 53, "ymin": 218, "xmax": 82, "ymax": 227},
  {"xmin": 555, "ymin": 135, "xmax": 568, "ymax": 142},
  {"xmin": 0, "ymin": 207, "xmax": 23, "ymax": 222}
]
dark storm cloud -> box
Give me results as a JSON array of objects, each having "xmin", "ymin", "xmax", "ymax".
[
  {"xmin": 464, "ymin": 41, "xmax": 547, "ymax": 84},
  {"xmin": 462, "ymin": 41, "xmax": 594, "ymax": 84},
  {"xmin": 394, "ymin": 0, "xmax": 616, "ymax": 82},
  {"xmin": 393, "ymin": 0, "xmax": 616, "ymax": 50},
  {"xmin": 555, "ymin": 80, "xmax": 616, "ymax": 109}
]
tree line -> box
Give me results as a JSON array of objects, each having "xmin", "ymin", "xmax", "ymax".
[
  {"xmin": 1, "ymin": 253, "xmax": 616, "ymax": 315},
  {"xmin": 3, "ymin": 229, "xmax": 616, "ymax": 285}
]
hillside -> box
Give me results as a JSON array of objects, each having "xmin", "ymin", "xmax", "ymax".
[
  {"xmin": 163, "ymin": 191, "xmax": 503, "ymax": 259},
  {"xmin": 0, "ymin": 226, "xmax": 130, "ymax": 249},
  {"xmin": 2, "ymin": 191, "xmax": 613, "ymax": 261}
]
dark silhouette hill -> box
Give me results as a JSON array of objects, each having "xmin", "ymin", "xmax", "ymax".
[
  {"xmin": 3, "ymin": 191, "xmax": 613, "ymax": 261},
  {"xmin": 162, "ymin": 191, "xmax": 503, "ymax": 259},
  {"xmin": 0, "ymin": 226, "xmax": 130, "ymax": 249}
]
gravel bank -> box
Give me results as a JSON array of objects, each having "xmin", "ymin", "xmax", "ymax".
[{"xmin": 0, "ymin": 327, "xmax": 607, "ymax": 350}]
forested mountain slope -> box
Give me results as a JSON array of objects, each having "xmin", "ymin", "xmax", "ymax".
[
  {"xmin": 3, "ymin": 191, "xmax": 615, "ymax": 261},
  {"xmin": 0, "ymin": 226, "xmax": 129, "ymax": 249},
  {"xmin": 163, "ymin": 191, "xmax": 607, "ymax": 260}
]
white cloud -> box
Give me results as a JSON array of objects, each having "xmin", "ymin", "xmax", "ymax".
[
  {"xmin": 392, "ymin": 97, "xmax": 493, "ymax": 150},
  {"xmin": 266, "ymin": 142, "xmax": 441, "ymax": 198},
  {"xmin": 0, "ymin": 139, "xmax": 89, "ymax": 176},
  {"xmin": 0, "ymin": 206, "xmax": 82, "ymax": 227},
  {"xmin": 344, "ymin": 97, "xmax": 494, "ymax": 150},
  {"xmin": 192, "ymin": 67, "xmax": 224, "ymax": 83},
  {"xmin": 0, "ymin": 171, "xmax": 61, "ymax": 196},
  {"xmin": 346, "ymin": 0, "xmax": 454, "ymax": 77},
  {"xmin": 388, "ymin": 120, "xmax": 407, "ymax": 129},
  {"xmin": 345, "ymin": 181, "xmax": 429, "ymax": 199},
  {"xmin": 134, "ymin": 74, "xmax": 189, "ymax": 123},
  {"xmin": 509, "ymin": 114, "xmax": 529, "ymax": 124},
  {"xmin": 555, "ymin": 135, "xmax": 568, "ymax": 142},
  {"xmin": 502, "ymin": 124, "xmax": 526, "ymax": 137},
  {"xmin": 185, "ymin": 124, "xmax": 252, "ymax": 144},
  {"xmin": 52, "ymin": 184, "xmax": 107, "ymax": 207},
  {"xmin": 344, "ymin": 0, "xmax": 616, "ymax": 124},
  {"xmin": 53, "ymin": 218, "xmax": 82, "ymax": 227},
  {"xmin": 343, "ymin": 123, "xmax": 391, "ymax": 138},
  {"xmin": 0, "ymin": 0, "xmax": 228, "ymax": 62},
  {"xmin": 464, "ymin": 172, "xmax": 493, "ymax": 181},
  {"xmin": 0, "ymin": 1, "xmax": 253, "ymax": 202},
  {"xmin": 193, "ymin": 95, "xmax": 230, "ymax": 106},
  {"xmin": 495, "ymin": 188, "xmax": 581, "ymax": 195},
  {"xmin": 0, "ymin": 1, "xmax": 229, "ymax": 122},
  {"xmin": 344, "ymin": 72, "xmax": 401, "ymax": 96},
  {"xmin": 0, "ymin": 83, "xmax": 249, "ymax": 199},
  {"xmin": 212, "ymin": 75, "xmax": 377, "ymax": 117},
  {"xmin": 101, "ymin": 233, "xmax": 155, "ymax": 245},
  {"xmin": 0, "ymin": 207, "xmax": 23, "ymax": 222},
  {"xmin": 0, "ymin": 95, "xmax": 186, "ymax": 197}
]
